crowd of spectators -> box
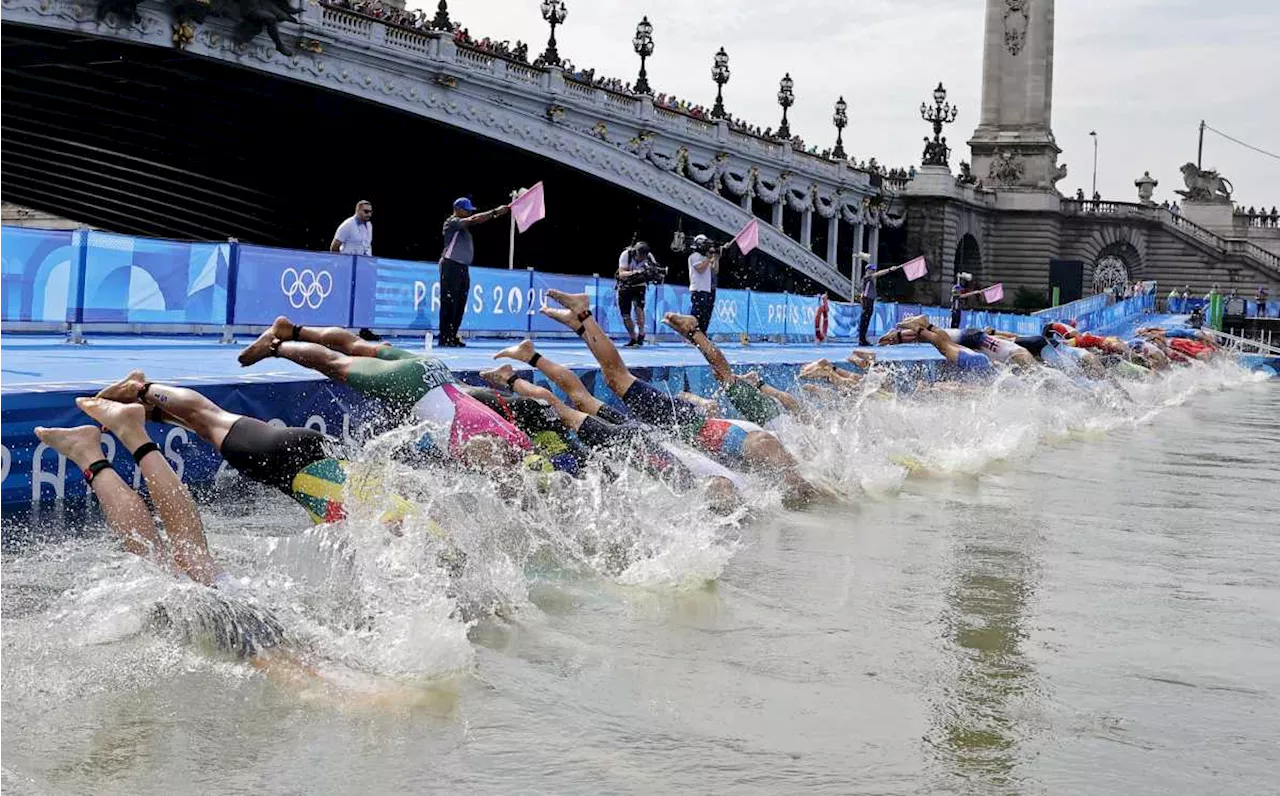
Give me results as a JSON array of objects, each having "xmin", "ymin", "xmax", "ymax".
[{"xmin": 321, "ymin": 0, "xmax": 916, "ymax": 178}]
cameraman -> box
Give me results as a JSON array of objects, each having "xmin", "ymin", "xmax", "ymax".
[
  {"xmin": 688, "ymin": 234, "xmax": 720, "ymax": 334},
  {"xmin": 616, "ymin": 241, "xmax": 660, "ymax": 346}
]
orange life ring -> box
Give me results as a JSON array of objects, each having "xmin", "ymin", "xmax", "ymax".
[{"xmin": 814, "ymin": 294, "xmax": 830, "ymax": 342}]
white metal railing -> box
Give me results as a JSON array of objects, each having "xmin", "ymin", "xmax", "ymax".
[
  {"xmin": 1208, "ymin": 327, "xmax": 1280, "ymax": 355},
  {"xmin": 385, "ymin": 26, "xmax": 429, "ymax": 53}
]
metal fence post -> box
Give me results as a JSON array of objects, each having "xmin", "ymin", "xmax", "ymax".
[
  {"xmin": 221, "ymin": 238, "xmax": 240, "ymax": 343},
  {"xmin": 68, "ymin": 226, "xmax": 89, "ymax": 345},
  {"xmin": 346, "ymin": 254, "xmax": 359, "ymax": 330}
]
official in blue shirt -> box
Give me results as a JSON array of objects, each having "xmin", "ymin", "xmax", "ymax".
[{"xmin": 439, "ymin": 197, "xmax": 508, "ymax": 347}]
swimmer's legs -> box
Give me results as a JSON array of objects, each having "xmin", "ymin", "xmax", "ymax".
[
  {"xmin": 134, "ymin": 382, "xmax": 241, "ymax": 450},
  {"xmin": 32, "ymin": 423, "xmax": 165, "ymax": 563},
  {"xmin": 759, "ymin": 383, "xmax": 802, "ymax": 414},
  {"xmin": 239, "ymin": 316, "xmax": 383, "ymax": 366},
  {"xmin": 662, "ymin": 313, "xmax": 734, "ymax": 385},
  {"xmin": 542, "ymin": 291, "xmax": 637, "ymax": 398},
  {"xmin": 78, "ymin": 398, "xmax": 221, "ymax": 586},
  {"xmin": 480, "ymin": 364, "xmax": 589, "ymax": 431},
  {"xmin": 900, "ymin": 316, "xmax": 969, "ymax": 365},
  {"xmin": 496, "ymin": 340, "xmax": 609, "ymax": 416}
]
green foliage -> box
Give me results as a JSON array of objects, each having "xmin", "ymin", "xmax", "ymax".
[{"xmin": 1012, "ymin": 286, "xmax": 1049, "ymax": 311}]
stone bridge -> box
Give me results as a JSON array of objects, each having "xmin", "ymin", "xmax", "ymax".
[
  {"xmin": 0, "ymin": 0, "xmax": 908, "ymax": 297},
  {"xmin": 901, "ymin": 166, "xmax": 1280, "ymax": 304}
]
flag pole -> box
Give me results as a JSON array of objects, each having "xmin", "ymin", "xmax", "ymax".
[{"xmin": 508, "ymin": 187, "xmax": 520, "ymax": 270}]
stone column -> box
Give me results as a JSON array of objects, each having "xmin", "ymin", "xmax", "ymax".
[
  {"xmin": 771, "ymin": 200, "xmax": 784, "ymax": 229},
  {"xmin": 800, "ymin": 208, "xmax": 813, "ymax": 251},
  {"xmin": 851, "ymin": 221, "xmax": 865, "ymax": 284},
  {"xmin": 868, "ymin": 225, "xmax": 881, "ymax": 268},
  {"xmin": 825, "ymin": 216, "xmax": 839, "ymax": 265},
  {"xmin": 741, "ymin": 194, "xmax": 752, "ymax": 211}
]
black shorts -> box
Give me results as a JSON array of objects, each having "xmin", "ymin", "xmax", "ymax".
[
  {"xmin": 576, "ymin": 414, "xmax": 645, "ymax": 449},
  {"xmin": 594, "ymin": 403, "xmax": 630, "ymax": 426},
  {"xmin": 617, "ymin": 285, "xmax": 647, "ymax": 316},
  {"xmin": 220, "ymin": 417, "xmax": 331, "ymax": 493},
  {"xmin": 621, "ymin": 379, "xmax": 705, "ymax": 431},
  {"xmin": 958, "ymin": 328, "xmax": 987, "ymax": 350},
  {"xmin": 1014, "ymin": 335, "xmax": 1050, "ymax": 359}
]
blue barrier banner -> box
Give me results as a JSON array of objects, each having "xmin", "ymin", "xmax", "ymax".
[
  {"xmin": 709, "ymin": 288, "xmax": 750, "ymax": 337},
  {"xmin": 593, "ymin": 277, "xmax": 628, "ymax": 337},
  {"xmin": 830, "ymin": 300, "xmax": 858, "ymax": 339},
  {"xmin": 748, "ymin": 290, "xmax": 789, "ymax": 336},
  {"xmin": 459, "ymin": 267, "xmax": 534, "ymax": 333},
  {"xmin": 81, "ymin": 231, "xmax": 230, "ymax": 324},
  {"xmin": 530, "ymin": 271, "xmax": 598, "ymax": 333},
  {"xmin": 650, "ymin": 284, "xmax": 691, "ymax": 335},
  {"xmin": 234, "ymin": 245, "xmax": 354, "ymax": 327},
  {"xmin": 787, "ymin": 293, "xmax": 820, "ymax": 339},
  {"xmin": 352, "ymin": 256, "xmax": 440, "ymax": 329},
  {"xmin": 1, "ymin": 227, "xmax": 78, "ymax": 323}
]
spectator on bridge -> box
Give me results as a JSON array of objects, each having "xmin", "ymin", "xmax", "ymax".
[
  {"xmin": 330, "ymin": 200, "xmax": 373, "ymax": 256},
  {"xmin": 438, "ymin": 197, "xmax": 508, "ymax": 348}
]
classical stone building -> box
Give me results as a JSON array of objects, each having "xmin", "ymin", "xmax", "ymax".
[{"xmin": 902, "ymin": 0, "xmax": 1278, "ymax": 306}]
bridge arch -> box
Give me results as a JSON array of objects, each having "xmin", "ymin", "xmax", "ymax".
[{"xmin": 953, "ymin": 233, "xmax": 982, "ymax": 285}]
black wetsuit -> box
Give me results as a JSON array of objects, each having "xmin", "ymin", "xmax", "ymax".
[
  {"xmin": 1013, "ymin": 335, "xmax": 1051, "ymax": 360},
  {"xmin": 462, "ymin": 387, "xmax": 590, "ymax": 475}
]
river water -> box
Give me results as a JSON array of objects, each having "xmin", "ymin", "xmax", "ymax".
[{"xmin": 3, "ymin": 362, "xmax": 1278, "ymax": 795}]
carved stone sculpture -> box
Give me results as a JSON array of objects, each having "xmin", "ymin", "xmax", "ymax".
[
  {"xmin": 95, "ymin": 0, "xmax": 300, "ymax": 55},
  {"xmin": 988, "ymin": 150, "xmax": 1024, "ymax": 184},
  {"xmin": 1176, "ymin": 162, "xmax": 1233, "ymax": 202},
  {"xmin": 1134, "ymin": 171, "xmax": 1158, "ymax": 205}
]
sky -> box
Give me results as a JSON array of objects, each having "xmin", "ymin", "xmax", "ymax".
[{"xmin": 422, "ymin": 0, "xmax": 1280, "ymax": 208}]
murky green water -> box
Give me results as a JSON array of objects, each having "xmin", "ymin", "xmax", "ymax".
[{"xmin": 4, "ymin": 375, "xmax": 1277, "ymax": 795}]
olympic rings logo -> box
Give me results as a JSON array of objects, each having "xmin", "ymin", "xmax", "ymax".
[
  {"xmin": 280, "ymin": 268, "xmax": 333, "ymax": 309},
  {"xmin": 716, "ymin": 303, "xmax": 738, "ymax": 322}
]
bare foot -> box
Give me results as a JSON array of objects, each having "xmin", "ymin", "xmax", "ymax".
[
  {"xmin": 662, "ymin": 312, "xmax": 700, "ymax": 337},
  {"xmin": 679, "ymin": 392, "xmax": 719, "ymax": 416},
  {"xmin": 545, "ymin": 290, "xmax": 590, "ymax": 315},
  {"xmin": 539, "ymin": 306, "xmax": 578, "ymax": 328},
  {"xmin": 896, "ymin": 314, "xmax": 932, "ymax": 331},
  {"xmin": 76, "ymin": 397, "xmax": 147, "ymax": 438},
  {"xmin": 269, "ymin": 316, "xmax": 295, "ymax": 341},
  {"xmin": 33, "ymin": 424, "xmax": 105, "ymax": 468},
  {"xmin": 494, "ymin": 339, "xmax": 536, "ymax": 363},
  {"xmin": 877, "ymin": 329, "xmax": 912, "ymax": 345},
  {"xmin": 847, "ymin": 351, "xmax": 877, "ymax": 369},
  {"xmin": 95, "ymin": 370, "xmax": 147, "ymax": 402},
  {"xmin": 799, "ymin": 360, "xmax": 834, "ymax": 380},
  {"xmin": 238, "ymin": 328, "xmax": 280, "ymax": 366},
  {"xmin": 479, "ymin": 364, "xmax": 516, "ymax": 388}
]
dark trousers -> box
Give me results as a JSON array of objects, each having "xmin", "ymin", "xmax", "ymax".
[
  {"xmin": 858, "ymin": 296, "xmax": 875, "ymax": 344},
  {"xmin": 691, "ymin": 290, "xmax": 715, "ymax": 333},
  {"xmin": 439, "ymin": 258, "xmax": 470, "ymax": 342},
  {"xmin": 951, "ymin": 306, "xmax": 962, "ymax": 329}
]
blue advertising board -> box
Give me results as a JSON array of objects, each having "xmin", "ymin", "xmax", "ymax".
[
  {"xmin": 708, "ymin": 288, "xmax": 750, "ymax": 338},
  {"xmin": 530, "ymin": 271, "xmax": 598, "ymax": 333},
  {"xmin": 233, "ymin": 245, "xmax": 354, "ymax": 327},
  {"xmin": 1, "ymin": 227, "xmax": 78, "ymax": 323},
  {"xmin": 352, "ymin": 256, "xmax": 440, "ymax": 330},
  {"xmin": 459, "ymin": 267, "xmax": 534, "ymax": 334},
  {"xmin": 81, "ymin": 231, "xmax": 230, "ymax": 324}
]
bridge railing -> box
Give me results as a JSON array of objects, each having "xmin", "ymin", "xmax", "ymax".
[{"xmin": 2, "ymin": 225, "xmax": 1100, "ymax": 342}]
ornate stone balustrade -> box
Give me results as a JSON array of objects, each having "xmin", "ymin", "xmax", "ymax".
[{"xmin": 1061, "ymin": 199, "xmax": 1279, "ymax": 277}]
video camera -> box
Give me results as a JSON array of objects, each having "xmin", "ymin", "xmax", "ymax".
[
  {"xmin": 621, "ymin": 241, "xmax": 668, "ymax": 286},
  {"xmin": 690, "ymin": 234, "xmax": 724, "ymax": 256}
]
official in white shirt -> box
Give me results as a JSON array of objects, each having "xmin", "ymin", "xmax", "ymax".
[
  {"xmin": 687, "ymin": 234, "xmax": 719, "ymax": 333},
  {"xmin": 330, "ymin": 200, "xmax": 374, "ymax": 256}
]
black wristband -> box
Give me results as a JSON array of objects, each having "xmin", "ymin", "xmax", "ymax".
[
  {"xmin": 292, "ymin": 324, "xmax": 304, "ymax": 341},
  {"xmin": 528, "ymin": 352, "xmax": 542, "ymax": 368},
  {"xmin": 505, "ymin": 373, "xmax": 520, "ymax": 390},
  {"xmin": 138, "ymin": 382, "xmax": 153, "ymax": 402},
  {"xmin": 131, "ymin": 441, "xmax": 160, "ymax": 464},
  {"xmin": 83, "ymin": 459, "xmax": 112, "ymax": 484}
]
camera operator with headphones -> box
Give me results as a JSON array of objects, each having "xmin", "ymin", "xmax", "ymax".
[
  {"xmin": 688, "ymin": 234, "xmax": 721, "ymax": 334},
  {"xmin": 616, "ymin": 241, "xmax": 663, "ymax": 346}
]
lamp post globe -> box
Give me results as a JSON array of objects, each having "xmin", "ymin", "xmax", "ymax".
[
  {"xmin": 776, "ymin": 73, "xmax": 795, "ymax": 140},
  {"xmin": 832, "ymin": 95, "xmax": 849, "ymax": 160},
  {"xmin": 632, "ymin": 16, "xmax": 654, "ymax": 94},
  {"xmin": 539, "ymin": 0, "xmax": 568, "ymax": 67},
  {"xmin": 710, "ymin": 47, "xmax": 730, "ymax": 119}
]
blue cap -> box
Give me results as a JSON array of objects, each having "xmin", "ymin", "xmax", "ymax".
[
  {"xmin": 866, "ymin": 263, "xmax": 877, "ymax": 271},
  {"xmin": 453, "ymin": 197, "xmax": 476, "ymax": 212}
]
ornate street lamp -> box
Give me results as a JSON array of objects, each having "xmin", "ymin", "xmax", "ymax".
[
  {"xmin": 919, "ymin": 81, "xmax": 958, "ymax": 167},
  {"xmin": 540, "ymin": 0, "xmax": 568, "ymax": 67},
  {"xmin": 430, "ymin": 0, "xmax": 451, "ymax": 31},
  {"xmin": 710, "ymin": 47, "xmax": 730, "ymax": 119},
  {"xmin": 632, "ymin": 16, "xmax": 654, "ymax": 94},
  {"xmin": 776, "ymin": 73, "xmax": 795, "ymax": 140},
  {"xmin": 832, "ymin": 96, "xmax": 848, "ymax": 159}
]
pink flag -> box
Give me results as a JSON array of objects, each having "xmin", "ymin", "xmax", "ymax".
[
  {"xmin": 901, "ymin": 256, "xmax": 928, "ymax": 281},
  {"xmin": 731, "ymin": 218, "xmax": 760, "ymax": 256},
  {"xmin": 510, "ymin": 182, "xmax": 545, "ymax": 232},
  {"xmin": 982, "ymin": 283, "xmax": 1005, "ymax": 303}
]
